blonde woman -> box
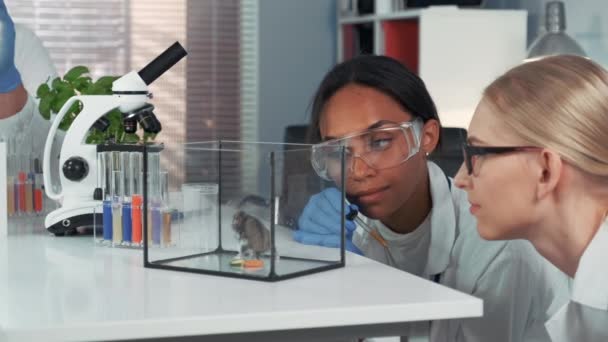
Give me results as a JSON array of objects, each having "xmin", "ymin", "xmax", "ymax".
[{"xmin": 454, "ymin": 55, "xmax": 608, "ymax": 341}]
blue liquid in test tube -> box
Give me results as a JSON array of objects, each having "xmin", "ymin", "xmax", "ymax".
[
  {"xmin": 121, "ymin": 152, "xmax": 132, "ymax": 243},
  {"xmin": 122, "ymin": 203, "xmax": 132, "ymax": 243},
  {"xmin": 103, "ymin": 200, "xmax": 113, "ymax": 240}
]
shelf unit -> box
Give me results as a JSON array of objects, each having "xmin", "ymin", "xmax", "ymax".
[{"xmin": 337, "ymin": 1, "xmax": 527, "ymax": 128}]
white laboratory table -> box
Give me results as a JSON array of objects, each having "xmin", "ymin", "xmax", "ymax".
[{"xmin": 0, "ymin": 219, "xmax": 482, "ymax": 342}]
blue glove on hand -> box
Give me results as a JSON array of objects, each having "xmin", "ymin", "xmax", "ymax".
[
  {"xmin": 0, "ymin": 1, "xmax": 21, "ymax": 93},
  {"xmin": 293, "ymin": 187, "xmax": 363, "ymax": 255}
]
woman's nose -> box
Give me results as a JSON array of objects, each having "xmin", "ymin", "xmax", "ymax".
[
  {"xmin": 349, "ymin": 156, "xmax": 374, "ymax": 179},
  {"xmin": 453, "ymin": 163, "xmax": 470, "ymax": 189}
]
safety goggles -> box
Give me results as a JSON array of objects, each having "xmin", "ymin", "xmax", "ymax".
[
  {"xmin": 461, "ymin": 143, "xmax": 542, "ymax": 176},
  {"xmin": 311, "ymin": 118, "xmax": 423, "ymax": 181}
]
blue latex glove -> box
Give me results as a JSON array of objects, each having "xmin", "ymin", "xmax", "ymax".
[
  {"xmin": 293, "ymin": 188, "xmax": 363, "ymax": 255},
  {"xmin": 0, "ymin": 1, "xmax": 21, "ymax": 93}
]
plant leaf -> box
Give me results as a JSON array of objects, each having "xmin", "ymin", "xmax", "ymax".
[
  {"xmin": 53, "ymin": 79, "xmax": 73, "ymax": 95},
  {"xmin": 122, "ymin": 133, "xmax": 140, "ymax": 143},
  {"xmin": 73, "ymin": 76, "xmax": 92, "ymax": 92},
  {"xmin": 52, "ymin": 88, "xmax": 76, "ymax": 114},
  {"xmin": 66, "ymin": 100, "xmax": 81, "ymax": 117},
  {"xmin": 58, "ymin": 114, "xmax": 73, "ymax": 131},
  {"xmin": 38, "ymin": 96, "xmax": 52, "ymax": 120},
  {"xmin": 84, "ymin": 84, "xmax": 104, "ymax": 95},
  {"xmin": 86, "ymin": 129, "xmax": 106, "ymax": 144},
  {"xmin": 64, "ymin": 66, "xmax": 89, "ymax": 82},
  {"xmin": 51, "ymin": 77, "xmax": 62, "ymax": 89},
  {"xmin": 36, "ymin": 83, "xmax": 50, "ymax": 99},
  {"xmin": 95, "ymin": 76, "xmax": 118, "ymax": 91}
]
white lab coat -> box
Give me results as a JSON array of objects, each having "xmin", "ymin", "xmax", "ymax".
[
  {"xmin": 545, "ymin": 218, "xmax": 608, "ymax": 342},
  {"xmin": 353, "ymin": 162, "xmax": 569, "ymax": 342},
  {"xmin": 1, "ymin": 24, "xmax": 62, "ymax": 189}
]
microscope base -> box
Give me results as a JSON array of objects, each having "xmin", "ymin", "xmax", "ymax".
[{"xmin": 45, "ymin": 202, "xmax": 103, "ymax": 236}]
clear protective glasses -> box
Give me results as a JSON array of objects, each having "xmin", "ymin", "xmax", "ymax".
[{"xmin": 311, "ymin": 118, "xmax": 423, "ymax": 181}]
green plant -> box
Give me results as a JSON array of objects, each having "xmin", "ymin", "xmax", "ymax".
[{"xmin": 36, "ymin": 66, "xmax": 156, "ymax": 144}]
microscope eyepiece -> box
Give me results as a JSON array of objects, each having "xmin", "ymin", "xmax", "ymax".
[{"xmin": 138, "ymin": 42, "xmax": 187, "ymax": 86}]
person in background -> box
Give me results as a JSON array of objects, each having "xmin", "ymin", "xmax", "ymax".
[
  {"xmin": 454, "ymin": 54, "xmax": 608, "ymax": 341},
  {"xmin": 294, "ymin": 55, "xmax": 568, "ymax": 341},
  {"xmin": 0, "ymin": 0, "xmax": 62, "ymax": 192}
]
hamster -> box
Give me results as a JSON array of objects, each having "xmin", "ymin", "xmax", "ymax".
[{"xmin": 232, "ymin": 210, "xmax": 270, "ymax": 259}]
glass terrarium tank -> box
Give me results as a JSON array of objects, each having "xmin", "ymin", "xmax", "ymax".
[{"xmin": 142, "ymin": 141, "xmax": 347, "ymax": 281}]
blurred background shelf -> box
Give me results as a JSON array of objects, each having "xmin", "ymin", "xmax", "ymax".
[{"xmin": 337, "ymin": 1, "xmax": 527, "ymax": 129}]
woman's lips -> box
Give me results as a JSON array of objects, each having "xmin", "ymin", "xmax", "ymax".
[
  {"xmin": 469, "ymin": 202, "xmax": 481, "ymax": 215},
  {"xmin": 354, "ymin": 186, "xmax": 389, "ymax": 204}
]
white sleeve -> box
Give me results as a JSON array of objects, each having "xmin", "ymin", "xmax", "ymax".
[
  {"xmin": 9, "ymin": 24, "xmax": 63, "ymax": 190},
  {"xmin": 14, "ymin": 23, "xmax": 58, "ymax": 96},
  {"xmin": 0, "ymin": 94, "xmax": 34, "ymax": 145},
  {"xmin": 14, "ymin": 23, "xmax": 59, "ymax": 160}
]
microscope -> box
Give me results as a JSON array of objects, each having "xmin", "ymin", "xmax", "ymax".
[{"xmin": 43, "ymin": 42, "xmax": 187, "ymax": 235}]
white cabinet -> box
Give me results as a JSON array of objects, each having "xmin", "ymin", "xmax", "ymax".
[{"xmin": 337, "ymin": 2, "xmax": 527, "ymax": 128}]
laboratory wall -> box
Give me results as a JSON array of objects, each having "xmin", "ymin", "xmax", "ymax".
[
  {"xmin": 484, "ymin": 0, "xmax": 608, "ymax": 67},
  {"xmin": 257, "ymin": 0, "xmax": 337, "ymax": 143},
  {"xmin": 257, "ymin": 0, "xmax": 608, "ymax": 144}
]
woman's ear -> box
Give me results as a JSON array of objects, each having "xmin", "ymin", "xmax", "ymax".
[
  {"xmin": 420, "ymin": 119, "xmax": 440, "ymax": 155},
  {"xmin": 536, "ymin": 149, "xmax": 563, "ymax": 200}
]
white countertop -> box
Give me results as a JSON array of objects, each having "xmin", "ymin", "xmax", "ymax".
[{"xmin": 0, "ymin": 219, "xmax": 482, "ymax": 341}]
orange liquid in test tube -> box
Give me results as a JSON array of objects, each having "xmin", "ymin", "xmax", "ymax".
[
  {"xmin": 7, "ymin": 179, "xmax": 15, "ymax": 216},
  {"xmin": 25, "ymin": 182, "xmax": 33, "ymax": 214},
  {"xmin": 34, "ymin": 189, "xmax": 43, "ymax": 213},
  {"xmin": 162, "ymin": 212, "xmax": 171, "ymax": 246},
  {"xmin": 131, "ymin": 194, "xmax": 143, "ymax": 244}
]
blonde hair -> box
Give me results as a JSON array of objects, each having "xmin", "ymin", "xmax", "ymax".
[{"xmin": 482, "ymin": 55, "xmax": 608, "ymax": 177}]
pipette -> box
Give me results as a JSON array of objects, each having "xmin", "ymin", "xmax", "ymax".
[{"xmin": 346, "ymin": 206, "xmax": 388, "ymax": 248}]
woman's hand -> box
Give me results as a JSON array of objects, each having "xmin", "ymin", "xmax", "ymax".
[{"xmin": 293, "ymin": 187, "xmax": 363, "ymax": 254}]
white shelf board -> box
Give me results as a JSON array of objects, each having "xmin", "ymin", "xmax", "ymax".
[
  {"xmin": 339, "ymin": 14, "xmax": 376, "ymax": 25},
  {"xmin": 376, "ymin": 9, "xmax": 423, "ymax": 21},
  {"xmin": 339, "ymin": 10, "xmax": 424, "ymax": 25}
]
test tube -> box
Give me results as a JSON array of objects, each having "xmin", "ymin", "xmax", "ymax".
[
  {"xmin": 17, "ymin": 172, "xmax": 26, "ymax": 214},
  {"xmin": 7, "ymin": 175, "xmax": 15, "ymax": 216},
  {"xmin": 160, "ymin": 171, "xmax": 172, "ymax": 247},
  {"xmin": 131, "ymin": 152, "xmax": 143, "ymax": 245},
  {"xmin": 8, "ymin": 137, "xmax": 19, "ymax": 216},
  {"xmin": 17, "ymin": 135, "xmax": 32, "ymax": 215},
  {"xmin": 148, "ymin": 152, "xmax": 161, "ymax": 245},
  {"xmin": 25, "ymin": 173, "xmax": 34, "ymax": 215},
  {"xmin": 25, "ymin": 139, "xmax": 35, "ymax": 216},
  {"xmin": 121, "ymin": 152, "xmax": 132, "ymax": 244},
  {"xmin": 34, "ymin": 174, "xmax": 43, "ymax": 214},
  {"xmin": 101, "ymin": 152, "xmax": 113, "ymax": 242},
  {"xmin": 13, "ymin": 176, "xmax": 18, "ymax": 215},
  {"xmin": 112, "ymin": 164, "xmax": 123, "ymax": 246},
  {"xmin": 6, "ymin": 138, "xmax": 15, "ymax": 217}
]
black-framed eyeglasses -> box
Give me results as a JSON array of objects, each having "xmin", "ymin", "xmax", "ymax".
[{"xmin": 462, "ymin": 143, "xmax": 542, "ymax": 175}]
